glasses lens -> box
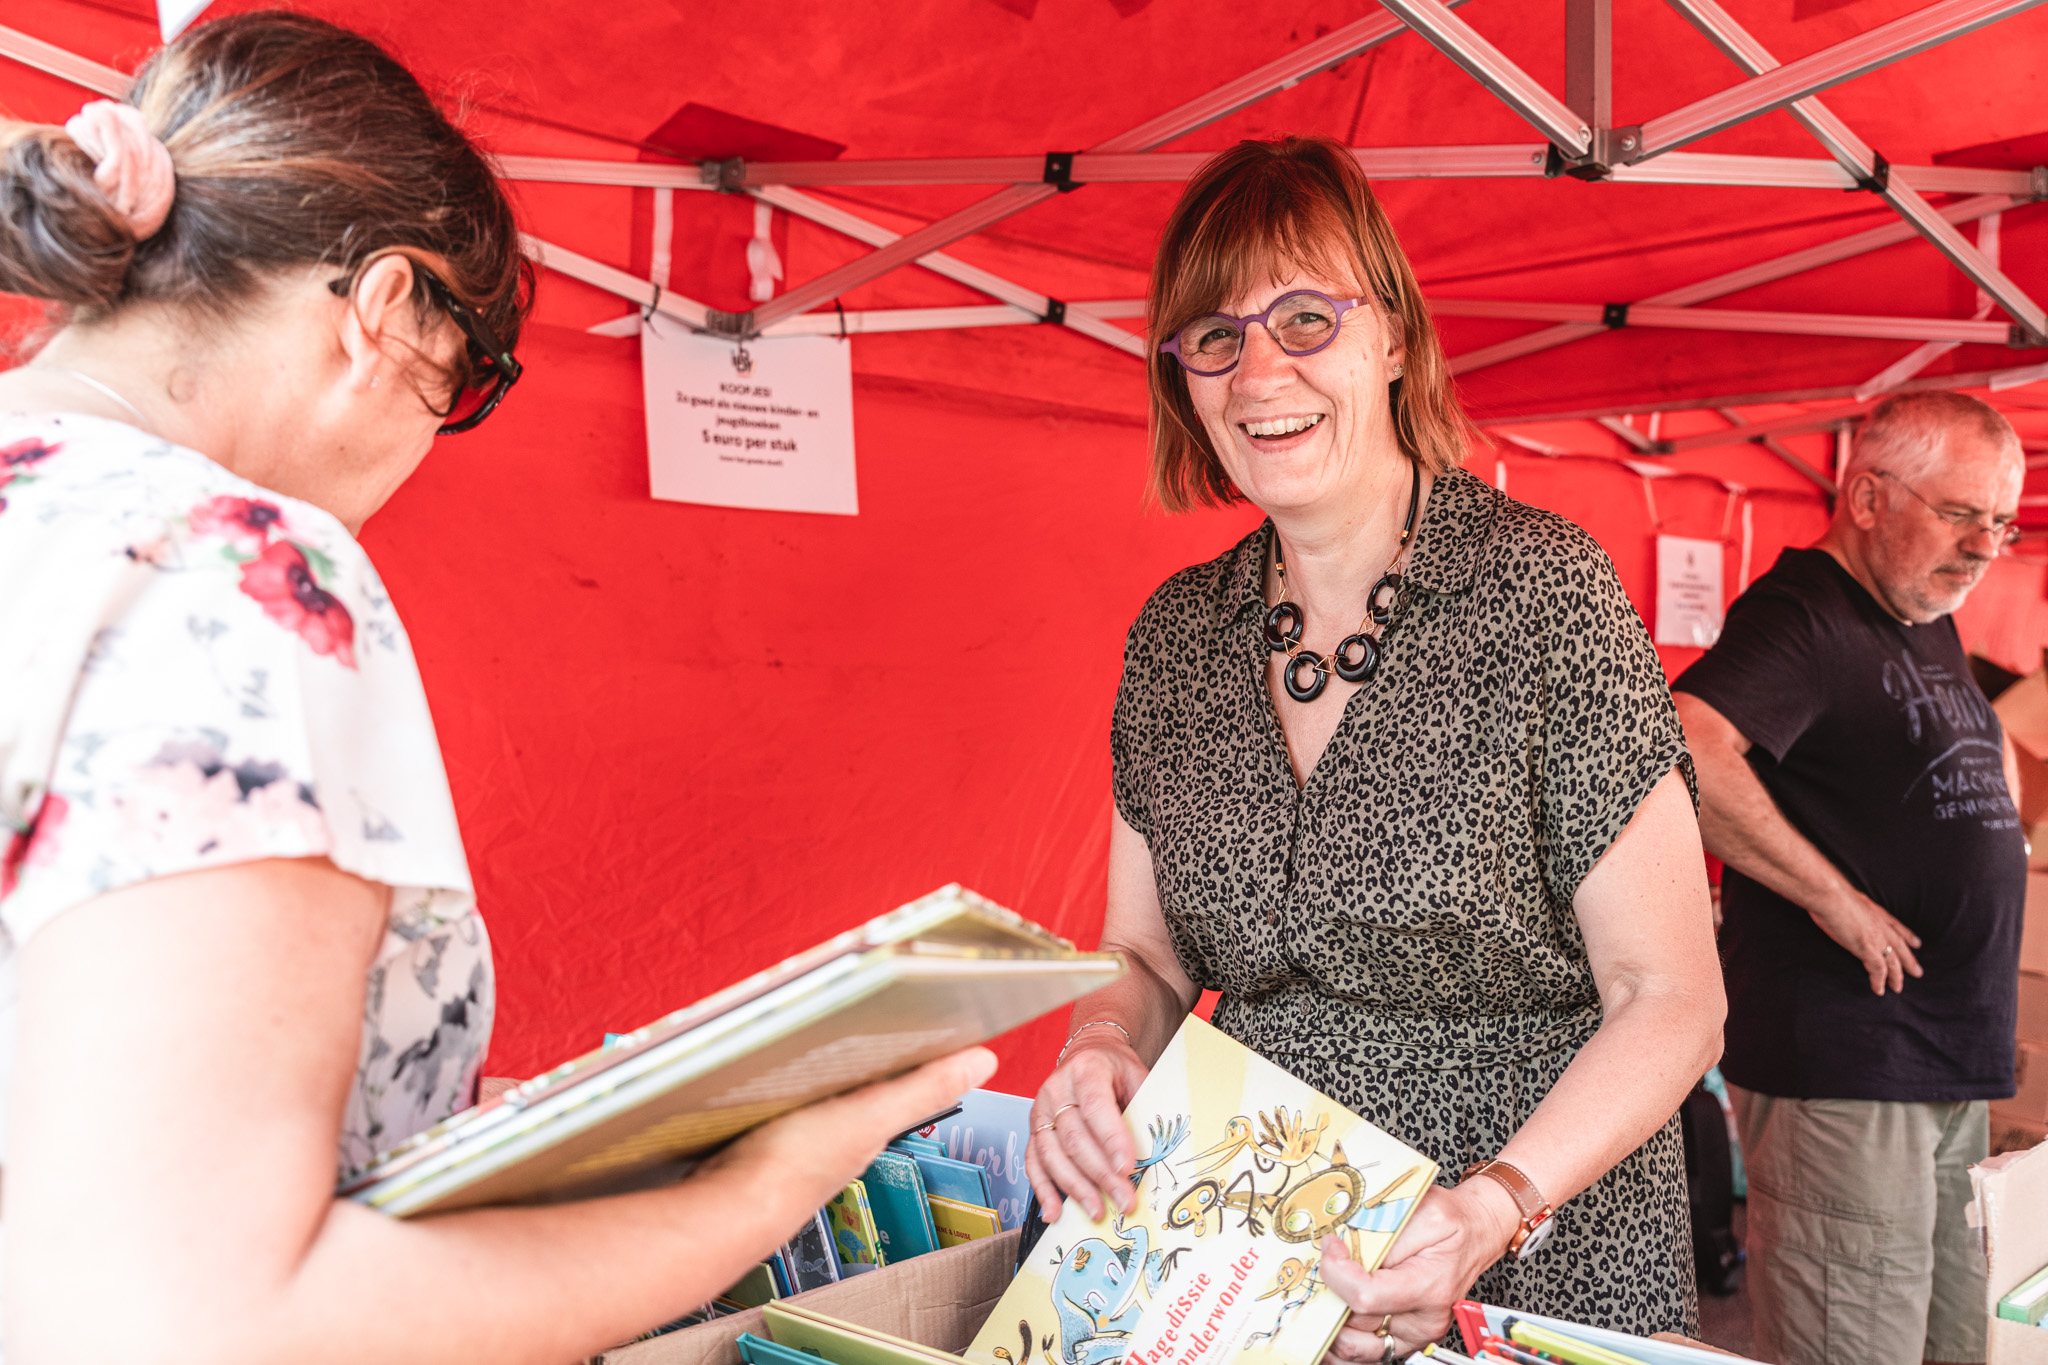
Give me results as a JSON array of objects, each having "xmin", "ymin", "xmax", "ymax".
[
  {"xmin": 1176, "ymin": 315, "xmax": 1243, "ymax": 372},
  {"xmin": 1270, "ymin": 293, "xmax": 1342, "ymax": 354}
]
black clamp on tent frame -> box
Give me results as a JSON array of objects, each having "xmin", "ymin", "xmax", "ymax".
[
  {"xmin": 1850, "ymin": 151, "xmax": 1890, "ymax": 195},
  {"xmin": 702, "ymin": 157, "xmax": 748, "ymax": 192},
  {"xmin": 1042, "ymin": 299, "xmax": 1068, "ymax": 325},
  {"xmin": 1602, "ymin": 302, "xmax": 1630, "ymax": 329},
  {"xmin": 1043, "ymin": 152, "xmax": 1081, "ymax": 193}
]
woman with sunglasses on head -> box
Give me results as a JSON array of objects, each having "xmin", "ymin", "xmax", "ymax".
[
  {"xmin": 0, "ymin": 14, "xmax": 992, "ymax": 1363},
  {"xmin": 1026, "ymin": 137, "xmax": 1725, "ymax": 1354}
]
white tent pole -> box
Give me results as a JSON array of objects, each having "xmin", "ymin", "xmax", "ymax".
[
  {"xmin": 1636, "ymin": 0, "xmax": 2048, "ymax": 159},
  {"xmin": 1661, "ymin": 403, "xmax": 1872, "ymax": 453},
  {"xmin": 504, "ymin": 147, "xmax": 2033, "ymax": 194},
  {"xmin": 742, "ymin": 3, "xmax": 1465, "ymax": 335},
  {"xmin": 0, "ymin": 23, "xmax": 129, "ymax": 96},
  {"xmin": 749, "ymin": 186, "xmax": 1144, "ymax": 357},
  {"xmin": 1449, "ymin": 192, "xmax": 2014, "ymax": 375},
  {"xmin": 1665, "ymin": 0, "xmax": 2047, "ymax": 342},
  {"xmin": 1432, "ymin": 298, "xmax": 2014, "ymax": 343},
  {"xmin": 1855, "ymin": 213, "xmax": 2001, "ymax": 399},
  {"xmin": 522, "ymin": 234, "xmax": 711, "ymax": 330},
  {"xmin": 1715, "ymin": 407, "xmax": 1840, "ymax": 493},
  {"xmin": 1372, "ymin": 0, "xmax": 1590, "ymax": 153}
]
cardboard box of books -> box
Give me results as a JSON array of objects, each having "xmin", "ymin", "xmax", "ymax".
[
  {"xmin": 603, "ymin": 1018, "xmax": 1437, "ymax": 1365},
  {"xmin": 1971, "ymin": 1137, "xmax": 2048, "ymax": 1365}
]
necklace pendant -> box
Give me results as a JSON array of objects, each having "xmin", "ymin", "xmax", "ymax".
[
  {"xmin": 1367, "ymin": 573, "xmax": 1403, "ymax": 627},
  {"xmin": 1263, "ymin": 600, "xmax": 1304, "ymax": 652},
  {"xmin": 1333, "ymin": 632, "xmax": 1381, "ymax": 684},
  {"xmin": 1282, "ymin": 651, "xmax": 1328, "ymax": 702}
]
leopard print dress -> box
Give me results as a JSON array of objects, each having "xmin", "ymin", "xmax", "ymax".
[{"xmin": 1111, "ymin": 466, "xmax": 1700, "ymax": 1336}]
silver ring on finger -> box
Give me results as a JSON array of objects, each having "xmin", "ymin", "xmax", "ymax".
[
  {"xmin": 1377, "ymin": 1332, "xmax": 1397, "ymax": 1364},
  {"xmin": 1883, "ymin": 945, "xmax": 1893, "ymax": 955}
]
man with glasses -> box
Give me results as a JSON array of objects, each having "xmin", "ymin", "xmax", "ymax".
[{"xmin": 1674, "ymin": 391, "xmax": 2027, "ymax": 1365}]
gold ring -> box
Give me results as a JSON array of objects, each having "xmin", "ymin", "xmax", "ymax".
[
  {"xmin": 1034, "ymin": 1120, "xmax": 1058, "ymax": 1134},
  {"xmin": 1376, "ymin": 1317, "xmax": 1392, "ymax": 1336},
  {"xmin": 1054, "ymin": 1102, "xmax": 1082, "ymax": 1120}
]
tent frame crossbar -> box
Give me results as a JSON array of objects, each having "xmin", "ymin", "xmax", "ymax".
[{"xmin": 6, "ymin": 1, "xmax": 2048, "ymax": 411}]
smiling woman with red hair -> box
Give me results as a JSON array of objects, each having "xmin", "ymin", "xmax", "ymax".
[{"xmin": 1026, "ymin": 136, "xmax": 1727, "ymax": 1351}]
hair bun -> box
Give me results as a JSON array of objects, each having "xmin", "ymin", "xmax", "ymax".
[{"xmin": 0, "ymin": 124, "xmax": 139, "ymax": 309}]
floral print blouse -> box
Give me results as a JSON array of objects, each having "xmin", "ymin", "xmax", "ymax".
[{"xmin": 0, "ymin": 414, "xmax": 492, "ymax": 1179}]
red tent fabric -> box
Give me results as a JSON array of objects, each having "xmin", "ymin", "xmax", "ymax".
[{"xmin": 8, "ymin": 0, "xmax": 2047, "ymax": 1090}]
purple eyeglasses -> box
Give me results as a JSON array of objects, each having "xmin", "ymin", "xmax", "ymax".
[{"xmin": 1158, "ymin": 290, "xmax": 1365, "ymax": 377}]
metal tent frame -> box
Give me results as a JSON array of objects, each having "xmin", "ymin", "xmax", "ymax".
[{"xmin": 6, "ymin": 0, "xmax": 2047, "ymax": 455}]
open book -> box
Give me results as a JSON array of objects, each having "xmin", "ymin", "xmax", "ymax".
[
  {"xmin": 339, "ymin": 885, "xmax": 1121, "ymax": 1217},
  {"xmin": 963, "ymin": 1016, "xmax": 1436, "ymax": 1365}
]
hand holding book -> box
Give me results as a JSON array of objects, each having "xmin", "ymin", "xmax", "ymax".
[
  {"xmin": 1317, "ymin": 1181, "xmax": 1528, "ymax": 1363},
  {"xmin": 1024, "ymin": 1016, "xmax": 1151, "ymax": 1222},
  {"xmin": 697, "ymin": 1047, "xmax": 1000, "ymax": 1233}
]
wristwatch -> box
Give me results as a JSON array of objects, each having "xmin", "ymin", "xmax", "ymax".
[{"xmin": 1461, "ymin": 1159, "xmax": 1556, "ymax": 1260}]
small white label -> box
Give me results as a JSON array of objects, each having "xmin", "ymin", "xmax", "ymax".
[
  {"xmin": 642, "ymin": 319, "xmax": 858, "ymax": 515},
  {"xmin": 1654, "ymin": 534, "xmax": 1725, "ymax": 648}
]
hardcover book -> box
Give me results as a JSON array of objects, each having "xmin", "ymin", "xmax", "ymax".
[
  {"xmin": 338, "ymin": 886, "xmax": 1120, "ymax": 1217},
  {"xmin": 828, "ymin": 1180, "xmax": 884, "ymax": 1274},
  {"xmin": 964, "ymin": 1016, "xmax": 1436, "ymax": 1365}
]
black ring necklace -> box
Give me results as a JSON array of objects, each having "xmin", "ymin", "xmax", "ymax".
[{"xmin": 1263, "ymin": 458, "xmax": 1422, "ymax": 703}]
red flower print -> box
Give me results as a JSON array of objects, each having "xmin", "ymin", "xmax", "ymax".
[
  {"xmin": 0, "ymin": 437, "xmax": 58, "ymax": 516},
  {"xmin": 189, "ymin": 494, "xmax": 286, "ymax": 549},
  {"xmin": 1, "ymin": 791, "xmax": 69, "ymax": 899},
  {"xmin": 238, "ymin": 540, "xmax": 357, "ymax": 668}
]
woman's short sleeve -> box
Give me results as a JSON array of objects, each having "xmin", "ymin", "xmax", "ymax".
[
  {"xmin": 1532, "ymin": 529, "xmax": 1695, "ymax": 908},
  {"xmin": 2, "ymin": 487, "xmax": 471, "ymax": 943}
]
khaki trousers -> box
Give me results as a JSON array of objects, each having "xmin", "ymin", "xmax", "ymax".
[{"xmin": 1729, "ymin": 1087, "xmax": 1988, "ymax": 1365}]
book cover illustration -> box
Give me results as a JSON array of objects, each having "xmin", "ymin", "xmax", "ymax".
[
  {"xmin": 929, "ymin": 1193, "xmax": 1004, "ymax": 1247},
  {"xmin": 862, "ymin": 1150, "xmax": 939, "ymax": 1261},
  {"xmin": 828, "ymin": 1180, "xmax": 883, "ymax": 1274},
  {"xmin": 924, "ymin": 1088, "xmax": 1035, "ymax": 1231},
  {"xmin": 965, "ymin": 1016, "xmax": 1436, "ymax": 1365}
]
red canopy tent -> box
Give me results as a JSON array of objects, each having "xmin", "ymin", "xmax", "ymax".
[{"xmin": 5, "ymin": 0, "xmax": 2047, "ymax": 1089}]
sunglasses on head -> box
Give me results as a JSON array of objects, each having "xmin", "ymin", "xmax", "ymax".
[{"xmin": 326, "ymin": 261, "xmax": 523, "ymax": 435}]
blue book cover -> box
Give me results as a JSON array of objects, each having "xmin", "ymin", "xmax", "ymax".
[
  {"xmin": 860, "ymin": 1150, "xmax": 938, "ymax": 1262},
  {"xmin": 908, "ymin": 1150, "xmax": 993, "ymax": 1208},
  {"xmin": 922, "ymin": 1088, "xmax": 1034, "ymax": 1231},
  {"xmin": 890, "ymin": 1135, "xmax": 944, "ymax": 1157},
  {"xmin": 738, "ymin": 1333, "xmax": 832, "ymax": 1365}
]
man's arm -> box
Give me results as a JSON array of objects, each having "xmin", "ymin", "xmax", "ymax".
[{"xmin": 1674, "ymin": 691, "xmax": 1923, "ymax": 995}]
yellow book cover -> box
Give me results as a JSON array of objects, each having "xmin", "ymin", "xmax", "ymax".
[
  {"xmin": 965, "ymin": 1016, "xmax": 1435, "ymax": 1365},
  {"xmin": 929, "ymin": 1194, "xmax": 1004, "ymax": 1247}
]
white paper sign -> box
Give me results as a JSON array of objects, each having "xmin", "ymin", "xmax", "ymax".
[
  {"xmin": 641, "ymin": 318, "xmax": 858, "ymax": 515},
  {"xmin": 1654, "ymin": 534, "xmax": 1725, "ymax": 647}
]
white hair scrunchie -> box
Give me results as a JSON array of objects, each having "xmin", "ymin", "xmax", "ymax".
[{"xmin": 63, "ymin": 100, "xmax": 175, "ymax": 240}]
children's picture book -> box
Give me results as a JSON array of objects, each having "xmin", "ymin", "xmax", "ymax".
[
  {"xmin": 828, "ymin": 1180, "xmax": 884, "ymax": 1275},
  {"xmin": 929, "ymin": 1193, "xmax": 1004, "ymax": 1247},
  {"xmin": 863, "ymin": 1150, "xmax": 940, "ymax": 1262},
  {"xmin": 964, "ymin": 1016, "xmax": 1436, "ymax": 1365},
  {"xmin": 907, "ymin": 1149, "xmax": 995, "ymax": 1208},
  {"xmin": 924, "ymin": 1088, "xmax": 1035, "ymax": 1231},
  {"xmin": 892, "ymin": 1135, "xmax": 946, "ymax": 1158},
  {"xmin": 338, "ymin": 886, "xmax": 1121, "ymax": 1217},
  {"xmin": 785, "ymin": 1210, "xmax": 842, "ymax": 1290},
  {"xmin": 766, "ymin": 1301, "xmax": 964, "ymax": 1365}
]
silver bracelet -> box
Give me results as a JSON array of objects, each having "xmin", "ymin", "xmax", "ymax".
[{"xmin": 1056, "ymin": 1020, "xmax": 1135, "ymax": 1067}]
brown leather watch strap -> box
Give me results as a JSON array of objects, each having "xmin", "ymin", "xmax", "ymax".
[{"xmin": 1461, "ymin": 1159, "xmax": 1545, "ymax": 1221}]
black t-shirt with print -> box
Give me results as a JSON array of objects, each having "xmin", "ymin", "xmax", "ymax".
[{"xmin": 1675, "ymin": 547, "xmax": 2024, "ymax": 1102}]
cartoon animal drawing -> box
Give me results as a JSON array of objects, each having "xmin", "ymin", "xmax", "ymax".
[
  {"xmin": 1186, "ymin": 1116, "xmax": 1253, "ymax": 1176},
  {"xmin": 1045, "ymin": 1216, "xmax": 1182, "ymax": 1365},
  {"xmin": 1133, "ymin": 1115, "xmax": 1190, "ymax": 1184},
  {"xmin": 1247, "ymin": 1256, "xmax": 1322, "ymax": 1346},
  {"xmin": 1255, "ymin": 1107, "xmax": 1330, "ymax": 1168}
]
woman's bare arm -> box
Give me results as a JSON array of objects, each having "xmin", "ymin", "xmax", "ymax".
[
  {"xmin": 1320, "ymin": 768, "xmax": 1726, "ymax": 1358},
  {"xmin": 7, "ymin": 857, "xmax": 994, "ymax": 1365},
  {"xmin": 1023, "ymin": 809, "xmax": 1197, "ymax": 1222}
]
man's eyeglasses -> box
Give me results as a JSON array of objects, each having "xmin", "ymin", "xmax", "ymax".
[
  {"xmin": 327, "ymin": 263, "xmax": 523, "ymax": 435},
  {"xmin": 1158, "ymin": 290, "xmax": 1366, "ymax": 377},
  {"xmin": 1875, "ymin": 469, "xmax": 2021, "ymax": 549}
]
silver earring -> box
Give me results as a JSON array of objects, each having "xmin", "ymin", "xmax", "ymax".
[{"xmin": 1390, "ymin": 364, "xmax": 1404, "ymax": 378}]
